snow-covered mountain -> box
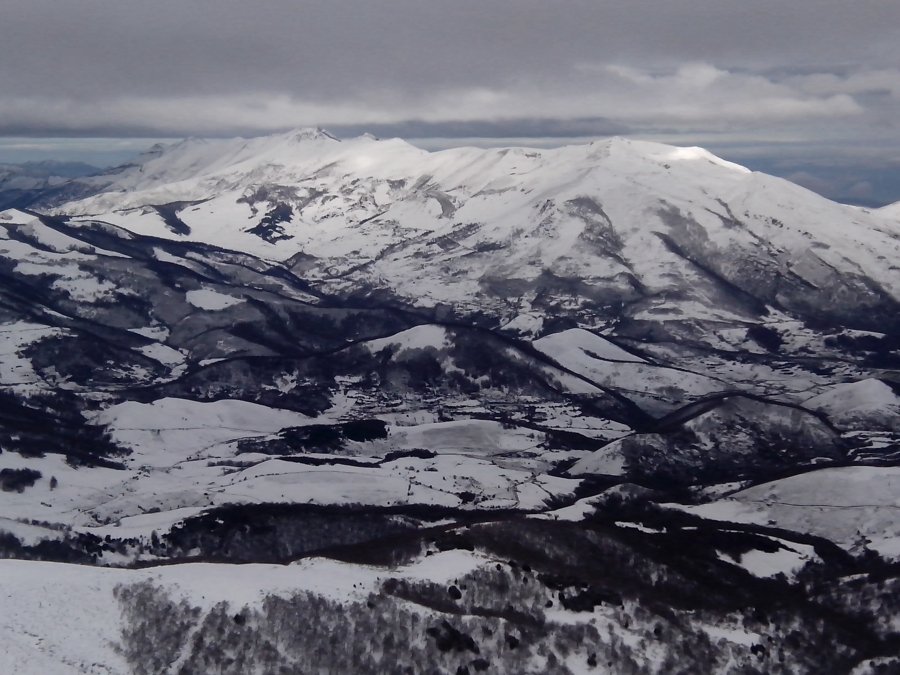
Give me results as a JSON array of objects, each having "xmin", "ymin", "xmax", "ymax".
[
  {"xmin": 2, "ymin": 130, "xmax": 899, "ymax": 673},
  {"xmin": 0, "ymin": 160, "xmax": 99, "ymax": 211},
  {"xmin": 878, "ymin": 199, "xmax": 900, "ymax": 220},
  {"xmin": 56, "ymin": 129, "xmax": 900, "ymax": 342}
]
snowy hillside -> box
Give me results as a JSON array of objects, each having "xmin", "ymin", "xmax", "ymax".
[
  {"xmin": 54, "ymin": 129, "xmax": 900, "ymax": 344},
  {"xmin": 1, "ymin": 131, "xmax": 898, "ymax": 673},
  {"xmin": 877, "ymin": 200, "xmax": 900, "ymax": 220}
]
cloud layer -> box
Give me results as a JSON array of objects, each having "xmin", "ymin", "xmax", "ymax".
[{"xmin": 0, "ymin": 1, "xmax": 896, "ymax": 137}]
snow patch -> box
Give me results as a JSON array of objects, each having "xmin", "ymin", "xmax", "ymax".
[{"xmin": 185, "ymin": 288, "xmax": 244, "ymax": 311}]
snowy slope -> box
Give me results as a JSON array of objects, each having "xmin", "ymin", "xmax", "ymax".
[
  {"xmin": 0, "ymin": 551, "xmax": 488, "ymax": 675},
  {"xmin": 532, "ymin": 328, "xmax": 725, "ymax": 413},
  {"xmin": 51, "ymin": 130, "xmax": 900, "ymax": 343},
  {"xmin": 1, "ymin": 541, "xmax": 811, "ymax": 675},
  {"xmin": 567, "ymin": 395, "xmax": 845, "ymax": 484},
  {"xmin": 877, "ymin": 200, "xmax": 900, "ymax": 220},
  {"xmin": 676, "ymin": 466, "xmax": 900, "ymax": 557},
  {"xmin": 804, "ymin": 379, "xmax": 900, "ymax": 431}
]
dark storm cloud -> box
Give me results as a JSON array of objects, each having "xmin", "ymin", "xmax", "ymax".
[{"xmin": 1, "ymin": 0, "xmax": 898, "ymax": 135}]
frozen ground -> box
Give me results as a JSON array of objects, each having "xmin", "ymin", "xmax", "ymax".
[{"xmin": 671, "ymin": 466, "xmax": 900, "ymax": 557}]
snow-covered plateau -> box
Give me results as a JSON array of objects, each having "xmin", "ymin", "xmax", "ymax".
[{"xmin": 0, "ymin": 129, "xmax": 898, "ymax": 673}]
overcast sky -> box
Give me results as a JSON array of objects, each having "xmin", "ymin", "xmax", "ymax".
[{"xmin": 2, "ymin": 0, "xmax": 899, "ymax": 204}]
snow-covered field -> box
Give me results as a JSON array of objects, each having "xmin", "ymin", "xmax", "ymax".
[
  {"xmin": 672, "ymin": 466, "xmax": 900, "ymax": 557},
  {"xmin": 0, "ymin": 397, "xmax": 583, "ymax": 541},
  {"xmin": 0, "ymin": 551, "xmax": 488, "ymax": 675}
]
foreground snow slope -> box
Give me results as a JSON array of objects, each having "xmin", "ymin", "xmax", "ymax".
[{"xmin": 0, "ymin": 552, "xmax": 486, "ymax": 675}]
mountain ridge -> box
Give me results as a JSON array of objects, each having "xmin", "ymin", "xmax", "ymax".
[{"xmin": 33, "ymin": 130, "xmax": 897, "ymax": 345}]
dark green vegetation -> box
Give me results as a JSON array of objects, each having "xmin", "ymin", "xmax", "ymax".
[
  {"xmin": 0, "ymin": 390, "xmax": 126, "ymax": 468},
  {"xmin": 0, "ymin": 467, "xmax": 41, "ymax": 492}
]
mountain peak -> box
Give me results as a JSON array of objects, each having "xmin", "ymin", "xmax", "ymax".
[
  {"xmin": 282, "ymin": 127, "xmax": 340, "ymax": 143},
  {"xmin": 585, "ymin": 136, "xmax": 750, "ymax": 174},
  {"xmin": 878, "ymin": 200, "xmax": 900, "ymax": 219},
  {"xmin": 663, "ymin": 144, "xmax": 751, "ymax": 173}
]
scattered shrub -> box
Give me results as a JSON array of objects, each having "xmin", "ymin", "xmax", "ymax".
[{"xmin": 0, "ymin": 467, "xmax": 41, "ymax": 492}]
